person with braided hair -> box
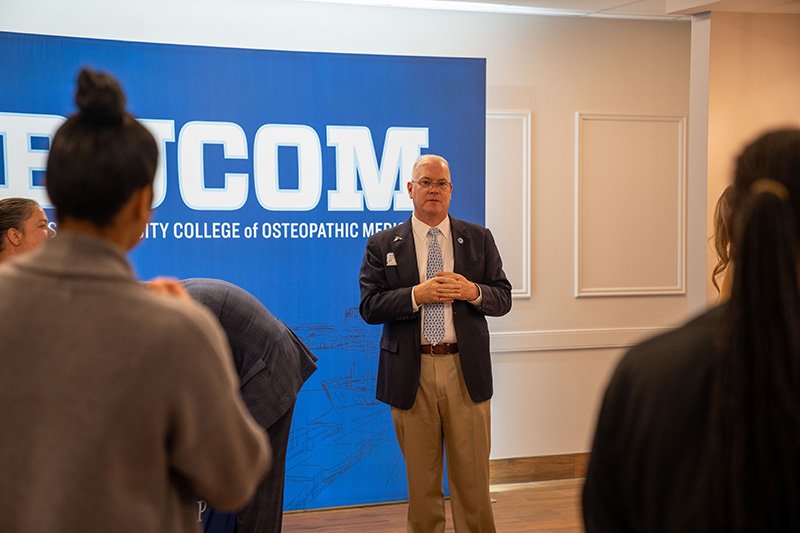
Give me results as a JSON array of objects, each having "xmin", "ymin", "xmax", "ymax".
[
  {"xmin": 0, "ymin": 68, "xmax": 270, "ymax": 532},
  {"xmin": 583, "ymin": 128, "xmax": 800, "ymax": 532}
]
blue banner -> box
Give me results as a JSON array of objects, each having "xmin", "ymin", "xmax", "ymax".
[{"xmin": 0, "ymin": 31, "xmax": 486, "ymax": 509}]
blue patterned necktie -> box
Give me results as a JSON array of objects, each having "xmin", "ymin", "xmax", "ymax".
[{"xmin": 423, "ymin": 227, "xmax": 445, "ymax": 345}]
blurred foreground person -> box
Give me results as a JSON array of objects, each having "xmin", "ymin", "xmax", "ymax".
[
  {"xmin": 0, "ymin": 198, "xmax": 53, "ymax": 262},
  {"xmin": 0, "ymin": 69, "xmax": 269, "ymax": 533},
  {"xmin": 583, "ymin": 128, "xmax": 800, "ymax": 532},
  {"xmin": 182, "ymin": 278, "xmax": 318, "ymax": 533}
]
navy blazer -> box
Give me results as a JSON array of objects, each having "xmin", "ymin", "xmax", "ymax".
[{"xmin": 359, "ymin": 216, "xmax": 512, "ymax": 409}]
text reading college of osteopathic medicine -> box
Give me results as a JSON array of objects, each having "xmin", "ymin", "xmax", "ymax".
[{"xmin": 142, "ymin": 220, "xmax": 398, "ymax": 240}]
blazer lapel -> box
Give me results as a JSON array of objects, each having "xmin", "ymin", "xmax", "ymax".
[
  {"xmin": 391, "ymin": 219, "xmax": 419, "ymax": 286},
  {"xmin": 450, "ymin": 216, "xmax": 470, "ymax": 274}
]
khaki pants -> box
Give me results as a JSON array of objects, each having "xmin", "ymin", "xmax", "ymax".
[{"xmin": 392, "ymin": 353, "xmax": 495, "ymax": 533}]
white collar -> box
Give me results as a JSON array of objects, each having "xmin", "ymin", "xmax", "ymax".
[{"xmin": 412, "ymin": 214, "xmax": 450, "ymax": 241}]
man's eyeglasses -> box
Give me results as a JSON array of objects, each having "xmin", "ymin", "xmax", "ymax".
[{"xmin": 412, "ymin": 179, "xmax": 452, "ymax": 190}]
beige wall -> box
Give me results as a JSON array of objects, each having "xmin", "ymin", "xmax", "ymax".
[
  {"xmin": 705, "ymin": 13, "xmax": 800, "ymax": 303},
  {"xmin": 0, "ymin": 0, "xmax": 695, "ymax": 459}
]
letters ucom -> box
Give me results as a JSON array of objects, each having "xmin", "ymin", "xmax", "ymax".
[{"xmin": 0, "ymin": 112, "xmax": 429, "ymax": 213}]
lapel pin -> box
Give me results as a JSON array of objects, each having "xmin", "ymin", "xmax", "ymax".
[
  {"xmin": 457, "ymin": 237, "xmax": 464, "ymax": 244},
  {"xmin": 393, "ymin": 235, "xmax": 403, "ymax": 242}
]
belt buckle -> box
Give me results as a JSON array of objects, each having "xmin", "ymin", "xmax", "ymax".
[
  {"xmin": 432, "ymin": 343, "xmax": 450, "ymax": 356},
  {"xmin": 421, "ymin": 343, "xmax": 454, "ymax": 356}
]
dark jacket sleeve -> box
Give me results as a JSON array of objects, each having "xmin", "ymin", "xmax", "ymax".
[
  {"xmin": 359, "ymin": 234, "xmax": 417, "ymax": 325},
  {"xmin": 472, "ymin": 227, "xmax": 512, "ymax": 317}
]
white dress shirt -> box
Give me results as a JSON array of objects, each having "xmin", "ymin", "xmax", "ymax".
[{"xmin": 409, "ymin": 214, "xmax": 483, "ymax": 345}]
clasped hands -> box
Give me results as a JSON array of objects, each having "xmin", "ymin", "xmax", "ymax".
[
  {"xmin": 145, "ymin": 277, "xmax": 191, "ymax": 300},
  {"xmin": 414, "ymin": 272, "xmax": 479, "ymax": 304}
]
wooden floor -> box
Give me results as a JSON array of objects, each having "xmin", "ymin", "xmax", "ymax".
[{"xmin": 283, "ymin": 478, "xmax": 584, "ymax": 532}]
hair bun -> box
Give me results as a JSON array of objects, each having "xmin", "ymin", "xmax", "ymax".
[{"xmin": 74, "ymin": 68, "xmax": 127, "ymax": 126}]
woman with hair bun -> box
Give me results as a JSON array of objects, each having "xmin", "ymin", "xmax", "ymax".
[
  {"xmin": 0, "ymin": 68, "xmax": 270, "ymax": 532},
  {"xmin": 583, "ymin": 128, "xmax": 800, "ymax": 532}
]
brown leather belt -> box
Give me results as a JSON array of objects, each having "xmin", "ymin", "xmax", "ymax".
[{"xmin": 419, "ymin": 343, "xmax": 458, "ymax": 356}]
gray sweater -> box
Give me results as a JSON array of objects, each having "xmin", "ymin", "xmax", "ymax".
[{"xmin": 0, "ymin": 232, "xmax": 270, "ymax": 532}]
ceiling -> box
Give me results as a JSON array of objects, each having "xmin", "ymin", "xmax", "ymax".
[
  {"xmin": 303, "ymin": 0, "xmax": 800, "ymax": 19},
  {"xmin": 449, "ymin": 0, "xmax": 800, "ymax": 17}
]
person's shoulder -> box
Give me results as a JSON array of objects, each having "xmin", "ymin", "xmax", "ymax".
[
  {"xmin": 617, "ymin": 306, "xmax": 723, "ymax": 382},
  {"xmin": 130, "ymin": 283, "xmax": 225, "ymax": 341},
  {"xmin": 181, "ymin": 277, "xmax": 233, "ymax": 309},
  {"xmin": 449, "ymin": 215, "xmax": 485, "ymax": 231},
  {"xmin": 183, "ymin": 277, "xmax": 280, "ymax": 329},
  {"xmin": 154, "ymin": 288, "xmax": 220, "ymax": 324},
  {"xmin": 449, "ymin": 216, "xmax": 496, "ymax": 242},
  {"xmin": 140, "ymin": 290, "xmax": 235, "ymax": 374},
  {"xmin": 182, "ymin": 277, "xmax": 234, "ymax": 293},
  {"xmin": 0, "ymin": 260, "xmax": 15, "ymax": 277},
  {"xmin": 632, "ymin": 305, "xmax": 722, "ymax": 353}
]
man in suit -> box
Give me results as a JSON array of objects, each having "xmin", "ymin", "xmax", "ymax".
[
  {"xmin": 182, "ymin": 278, "xmax": 318, "ymax": 533},
  {"xmin": 359, "ymin": 154, "xmax": 512, "ymax": 533}
]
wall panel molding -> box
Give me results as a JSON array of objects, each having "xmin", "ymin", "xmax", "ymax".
[
  {"xmin": 490, "ymin": 325, "xmax": 673, "ymax": 353},
  {"xmin": 574, "ymin": 113, "xmax": 686, "ymax": 297},
  {"xmin": 487, "ymin": 109, "xmax": 531, "ymax": 299}
]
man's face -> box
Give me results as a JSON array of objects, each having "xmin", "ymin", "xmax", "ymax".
[
  {"xmin": 407, "ymin": 159, "xmax": 452, "ymax": 226},
  {"xmin": 17, "ymin": 206, "xmax": 53, "ymax": 254}
]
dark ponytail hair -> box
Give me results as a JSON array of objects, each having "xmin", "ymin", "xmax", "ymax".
[
  {"xmin": 710, "ymin": 128, "xmax": 800, "ymax": 532},
  {"xmin": 46, "ymin": 68, "xmax": 158, "ymax": 227}
]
